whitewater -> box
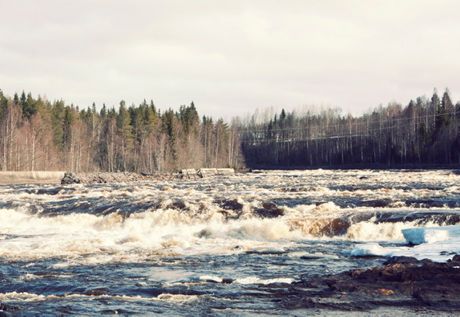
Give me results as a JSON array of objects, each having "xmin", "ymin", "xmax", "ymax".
[{"xmin": 1, "ymin": 169, "xmax": 460, "ymax": 315}]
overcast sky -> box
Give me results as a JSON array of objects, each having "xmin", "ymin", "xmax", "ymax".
[{"xmin": 0, "ymin": 0, "xmax": 459, "ymax": 119}]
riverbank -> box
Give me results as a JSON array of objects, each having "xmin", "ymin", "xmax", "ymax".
[
  {"xmin": 0, "ymin": 171, "xmax": 65, "ymax": 185},
  {"xmin": 0, "ymin": 168, "xmax": 237, "ymax": 185}
]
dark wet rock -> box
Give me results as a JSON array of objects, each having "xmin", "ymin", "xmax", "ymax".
[
  {"xmin": 196, "ymin": 229, "xmax": 213, "ymax": 238},
  {"xmin": 215, "ymin": 198, "xmax": 244, "ymax": 219},
  {"xmin": 449, "ymin": 254, "xmax": 460, "ymax": 263},
  {"xmin": 91, "ymin": 175, "xmax": 107, "ymax": 184},
  {"xmin": 84, "ymin": 288, "xmax": 109, "ymax": 296},
  {"xmin": 383, "ymin": 256, "xmax": 419, "ymax": 265},
  {"xmin": 167, "ymin": 200, "xmax": 187, "ymax": 210},
  {"xmin": 300, "ymin": 254, "xmax": 330, "ymax": 260},
  {"xmin": 356, "ymin": 199, "xmax": 392, "ymax": 208},
  {"xmin": 440, "ymin": 250, "xmax": 457, "ymax": 256},
  {"xmin": 319, "ymin": 218, "xmax": 351, "ymax": 236},
  {"xmin": 270, "ymin": 197, "xmax": 316, "ymax": 207},
  {"xmin": 222, "ymin": 278, "xmax": 234, "ymax": 284},
  {"xmin": 284, "ymin": 255, "xmax": 460, "ymax": 311},
  {"xmin": 215, "ymin": 199, "xmax": 243, "ymax": 211},
  {"xmin": 404, "ymin": 199, "xmax": 460, "ymax": 209},
  {"xmin": 26, "ymin": 187, "xmax": 69, "ymax": 195},
  {"xmin": 0, "ymin": 303, "xmax": 20, "ymax": 314},
  {"xmin": 61, "ymin": 172, "xmax": 81, "ymax": 185},
  {"xmin": 281, "ymin": 186, "xmax": 311, "ymax": 192},
  {"xmin": 254, "ymin": 202, "xmax": 284, "ymax": 218},
  {"xmin": 345, "ymin": 210, "xmax": 460, "ymax": 227},
  {"xmin": 245, "ymin": 249, "xmax": 286, "ymax": 255}
]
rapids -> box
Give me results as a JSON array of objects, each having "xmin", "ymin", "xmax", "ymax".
[{"xmin": 0, "ymin": 169, "xmax": 459, "ymax": 315}]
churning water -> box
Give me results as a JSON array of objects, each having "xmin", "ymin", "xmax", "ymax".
[{"xmin": 1, "ymin": 170, "xmax": 460, "ymax": 315}]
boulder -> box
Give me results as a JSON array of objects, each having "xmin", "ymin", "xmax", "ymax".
[
  {"xmin": 61, "ymin": 172, "xmax": 81, "ymax": 184},
  {"xmin": 254, "ymin": 202, "xmax": 284, "ymax": 218},
  {"xmin": 288, "ymin": 254, "xmax": 460, "ymax": 310}
]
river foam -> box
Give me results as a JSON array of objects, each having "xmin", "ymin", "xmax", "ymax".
[{"xmin": 1, "ymin": 169, "xmax": 459, "ymax": 265}]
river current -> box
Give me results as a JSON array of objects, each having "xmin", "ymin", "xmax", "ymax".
[{"xmin": 1, "ymin": 169, "xmax": 459, "ymax": 316}]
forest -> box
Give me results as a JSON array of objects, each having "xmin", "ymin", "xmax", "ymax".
[
  {"xmin": 241, "ymin": 89, "xmax": 460, "ymax": 168},
  {"xmin": 1, "ymin": 88, "xmax": 459, "ymax": 172},
  {"xmin": 0, "ymin": 90, "xmax": 242, "ymax": 172}
]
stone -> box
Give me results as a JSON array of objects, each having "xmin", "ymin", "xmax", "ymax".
[{"xmin": 254, "ymin": 202, "xmax": 284, "ymax": 218}]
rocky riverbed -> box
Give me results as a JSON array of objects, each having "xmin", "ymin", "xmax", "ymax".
[
  {"xmin": 60, "ymin": 171, "xmax": 173, "ymax": 184},
  {"xmin": 60, "ymin": 168, "xmax": 236, "ymax": 184},
  {"xmin": 282, "ymin": 255, "xmax": 460, "ymax": 311}
]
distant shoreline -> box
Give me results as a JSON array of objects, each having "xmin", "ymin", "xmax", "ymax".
[
  {"xmin": 1, "ymin": 167, "xmax": 459, "ymax": 185},
  {"xmin": 248, "ymin": 164, "xmax": 460, "ymax": 171},
  {"xmin": 0, "ymin": 171, "xmax": 65, "ymax": 185}
]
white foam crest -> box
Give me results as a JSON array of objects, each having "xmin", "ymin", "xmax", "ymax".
[
  {"xmin": 199, "ymin": 275, "xmax": 223, "ymax": 283},
  {"xmin": 206, "ymin": 217, "xmax": 302, "ymax": 240},
  {"xmin": 156, "ymin": 293, "xmax": 200, "ymax": 302},
  {"xmin": 19, "ymin": 273, "xmax": 41, "ymax": 281},
  {"xmin": 3, "ymin": 203, "xmax": 450, "ymax": 264},
  {"xmin": 345, "ymin": 221, "xmax": 430, "ymax": 241},
  {"xmin": 344, "ymin": 217, "xmax": 458, "ymax": 241},
  {"xmin": 199, "ymin": 275, "xmax": 294, "ymax": 285},
  {"xmin": 0, "ymin": 291, "xmax": 200, "ymax": 303},
  {"xmin": 347, "ymin": 243, "xmax": 401, "ymax": 257},
  {"xmin": 0, "ymin": 292, "xmax": 49, "ymax": 302},
  {"xmin": 1, "ymin": 168, "xmax": 459, "ymax": 264},
  {"xmin": 347, "ymin": 241, "xmax": 460, "ymax": 262},
  {"xmin": 235, "ymin": 276, "xmax": 294, "ymax": 285},
  {"xmin": 0, "ymin": 206, "xmax": 302, "ymax": 263}
]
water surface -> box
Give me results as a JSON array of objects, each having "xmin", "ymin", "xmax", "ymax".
[{"xmin": 1, "ymin": 169, "xmax": 459, "ymax": 315}]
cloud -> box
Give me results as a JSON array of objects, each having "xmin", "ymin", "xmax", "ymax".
[{"xmin": 1, "ymin": 0, "xmax": 459, "ymax": 118}]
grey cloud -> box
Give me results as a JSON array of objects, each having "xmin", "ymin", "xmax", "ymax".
[{"xmin": 1, "ymin": 0, "xmax": 459, "ymax": 119}]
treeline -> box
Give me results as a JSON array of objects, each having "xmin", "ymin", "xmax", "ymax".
[
  {"xmin": 241, "ymin": 89, "xmax": 460, "ymax": 168},
  {"xmin": 2, "ymin": 88, "xmax": 460, "ymax": 172},
  {"xmin": 0, "ymin": 90, "xmax": 242, "ymax": 172}
]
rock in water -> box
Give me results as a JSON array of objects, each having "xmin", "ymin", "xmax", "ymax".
[
  {"xmin": 254, "ymin": 202, "xmax": 284, "ymax": 218},
  {"xmin": 286, "ymin": 255, "xmax": 460, "ymax": 310},
  {"xmin": 61, "ymin": 172, "xmax": 81, "ymax": 184}
]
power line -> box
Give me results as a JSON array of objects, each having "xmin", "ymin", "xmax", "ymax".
[
  {"xmin": 238, "ymin": 110, "xmax": 460, "ymax": 134},
  {"xmin": 240, "ymin": 111, "xmax": 460, "ymax": 144}
]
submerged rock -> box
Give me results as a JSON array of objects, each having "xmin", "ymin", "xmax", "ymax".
[
  {"xmin": 0, "ymin": 303, "xmax": 20, "ymax": 315},
  {"xmin": 83, "ymin": 288, "xmax": 109, "ymax": 296}
]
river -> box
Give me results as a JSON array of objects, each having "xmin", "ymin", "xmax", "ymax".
[{"xmin": 0, "ymin": 169, "xmax": 459, "ymax": 315}]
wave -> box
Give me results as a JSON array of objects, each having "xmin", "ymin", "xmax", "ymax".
[
  {"xmin": 0, "ymin": 291, "xmax": 200, "ymax": 303},
  {"xmin": 199, "ymin": 275, "xmax": 294, "ymax": 285},
  {"xmin": 1, "ymin": 197, "xmax": 460, "ymax": 264}
]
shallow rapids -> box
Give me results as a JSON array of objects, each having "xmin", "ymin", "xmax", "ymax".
[{"xmin": 1, "ymin": 169, "xmax": 459, "ymax": 315}]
